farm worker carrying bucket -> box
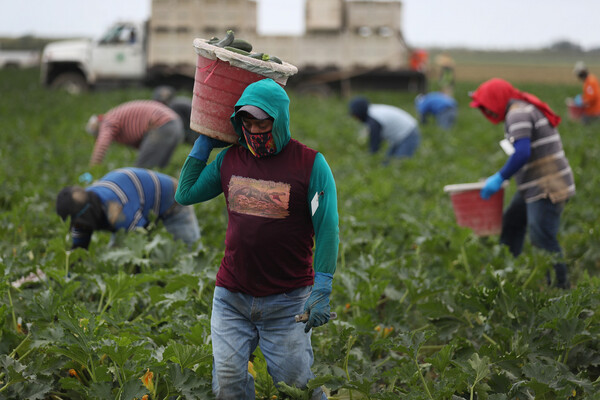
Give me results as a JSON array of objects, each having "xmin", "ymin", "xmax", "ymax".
[
  {"xmin": 175, "ymin": 78, "xmax": 340, "ymax": 398},
  {"xmin": 567, "ymin": 61, "xmax": 600, "ymax": 124},
  {"xmin": 468, "ymin": 78, "xmax": 575, "ymax": 289}
]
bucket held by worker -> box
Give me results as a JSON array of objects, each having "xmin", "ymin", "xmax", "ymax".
[
  {"xmin": 443, "ymin": 181, "xmax": 507, "ymax": 236},
  {"xmin": 191, "ymin": 38, "xmax": 298, "ymax": 143},
  {"xmin": 565, "ymin": 97, "xmax": 584, "ymax": 121}
]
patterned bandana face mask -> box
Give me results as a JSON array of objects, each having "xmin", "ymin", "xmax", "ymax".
[{"xmin": 242, "ymin": 125, "xmax": 277, "ymax": 158}]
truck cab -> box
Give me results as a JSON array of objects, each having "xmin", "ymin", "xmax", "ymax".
[{"xmin": 40, "ymin": 21, "xmax": 146, "ymax": 94}]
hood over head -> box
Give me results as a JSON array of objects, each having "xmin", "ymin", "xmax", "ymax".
[
  {"xmin": 349, "ymin": 96, "xmax": 370, "ymax": 122},
  {"xmin": 230, "ymin": 78, "xmax": 291, "ymax": 153},
  {"xmin": 469, "ymin": 78, "xmax": 561, "ymax": 126}
]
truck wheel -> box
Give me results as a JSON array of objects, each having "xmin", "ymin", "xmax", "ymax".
[{"xmin": 51, "ymin": 72, "xmax": 88, "ymax": 94}]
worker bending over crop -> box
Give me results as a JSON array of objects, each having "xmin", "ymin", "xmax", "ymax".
[
  {"xmin": 152, "ymin": 85, "xmax": 199, "ymax": 144},
  {"xmin": 175, "ymin": 78, "xmax": 339, "ymax": 399},
  {"xmin": 415, "ymin": 91, "xmax": 458, "ymax": 130},
  {"xmin": 86, "ymin": 100, "xmax": 184, "ymax": 168},
  {"xmin": 56, "ymin": 167, "xmax": 200, "ymax": 250},
  {"xmin": 349, "ymin": 96, "xmax": 421, "ymax": 165},
  {"xmin": 470, "ymin": 78, "xmax": 575, "ymax": 289},
  {"xmin": 572, "ymin": 61, "xmax": 600, "ymax": 124}
]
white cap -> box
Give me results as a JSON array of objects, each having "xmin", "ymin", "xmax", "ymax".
[
  {"xmin": 573, "ymin": 61, "xmax": 587, "ymax": 75},
  {"xmin": 85, "ymin": 114, "xmax": 100, "ymax": 135},
  {"xmin": 237, "ymin": 105, "xmax": 271, "ymax": 120}
]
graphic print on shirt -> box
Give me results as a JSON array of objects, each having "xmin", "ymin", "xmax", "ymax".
[{"xmin": 227, "ymin": 175, "xmax": 290, "ymax": 218}]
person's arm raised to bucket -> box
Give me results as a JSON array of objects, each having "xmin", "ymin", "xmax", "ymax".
[{"xmin": 175, "ymin": 135, "xmax": 230, "ymax": 205}]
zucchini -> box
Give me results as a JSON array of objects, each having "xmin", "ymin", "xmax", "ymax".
[
  {"xmin": 230, "ymin": 39, "xmax": 253, "ymax": 52},
  {"xmin": 224, "ymin": 46, "xmax": 250, "ymax": 56},
  {"xmin": 207, "ymin": 36, "xmax": 220, "ymax": 44},
  {"xmin": 269, "ymin": 56, "xmax": 283, "ymax": 64},
  {"xmin": 213, "ymin": 30, "xmax": 234, "ymax": 47},
  {"xmin": 248, "ymin": 52, "xmax": 264, "ymax": 60}
]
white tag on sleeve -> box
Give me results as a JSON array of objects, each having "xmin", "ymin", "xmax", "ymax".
[
  {"xmin": 499, "ymin": 139, "xmax": 515, "ymax": 156},
  {"xmin": 311, "ymin": 191, "xmax": 320, "ymax": 216}
]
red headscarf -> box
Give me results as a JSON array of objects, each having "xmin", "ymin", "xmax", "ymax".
[{"xmin": 469, "ymin": 78, "xmax": 561, "ymax": 126}]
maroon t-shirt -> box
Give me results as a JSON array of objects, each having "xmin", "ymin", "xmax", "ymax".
[{"xmin": 217, "ymin": 139, "xmax": 318, "ymax": 296}]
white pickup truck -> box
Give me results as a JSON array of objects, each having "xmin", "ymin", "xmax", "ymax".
[
  {"xmin": 41, "ymin": 22, "xmax": 148, "ymax": 93},
  {"xmin": 40, "ymin": 0, "xmax": 426, "ymax": 95},
  {"xmin": 0, "ymin": 50, "xmax": 40, "ymax": 69},
  {"xmin": 40, "ymin": 21, "xmax": 176, "ymax": 94}
]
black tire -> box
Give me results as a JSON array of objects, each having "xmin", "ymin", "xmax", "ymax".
[{"xmin": 50, "ymin": 72, "xmax": 88, "ymax": 94}]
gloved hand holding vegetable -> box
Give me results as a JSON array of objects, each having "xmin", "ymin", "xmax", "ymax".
[
  {"xmin": 302, "ymin": 272, "xmax": 333, "ymax": 333},
  {"xmin": 189, "ymin": 134, "xmax": 230, "ymax": 162},
  {"xmin": 480, "ymin": 172, "xmax": 505, "ymax": 200}
]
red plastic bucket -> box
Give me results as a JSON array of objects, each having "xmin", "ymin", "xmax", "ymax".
[
  {"xmin": 567, "ymin": 104, "xmax": 584, "ymax": 121},
  {"xmin": 190, "ymin": 39, "xmax": 298, "ymax": 143},
  {"xmin": 565, "ymin": 97, "xmax": 584, "ymax": 121},
  {"xmin": 443, "ymin": 182, "xmax": 505, "ymax": 236},
  {"xmin": 190, "ymin": 57, "xmax": 266, "ymax": 142}
]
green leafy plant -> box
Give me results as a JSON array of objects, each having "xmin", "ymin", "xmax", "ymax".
[{"xmin": 0, "ymin": 68, "xmax": 599, "ymax": 399}]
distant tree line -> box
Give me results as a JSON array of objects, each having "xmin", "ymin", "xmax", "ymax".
[
  {"xmin": 548, "ymin": 39, "xmax": 600, "ymax": 53},
  {"xmin": 0, "ymin": 35, "xmax": 72, "ymax": 51},
  {"xmin": 2, "ymin": 35, "xmax": 599, "ymax": 54}
]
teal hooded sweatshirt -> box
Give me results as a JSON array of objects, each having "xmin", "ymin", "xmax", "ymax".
[{"xmin": 176, "ymin": 78, "xmax": 339, "ymax": 296}]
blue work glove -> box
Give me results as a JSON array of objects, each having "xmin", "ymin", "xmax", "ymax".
[
  {"xmin": 574, "ymin": 94, "xmax": 583, "ymax": 107},
  {"xmin": 189, "ymin": 135, "xmax": 229, "ymax": 162},
  {"xmin": 480, "ymin": 172, "xmax": 504, "ymax": 200},
  {"xmin": 78, "ymin": 172, "xmax": 93, "ymax": 184},
  {"xmin": 303, "ymin": 272, "xmax": 333, "ymax": 333}
]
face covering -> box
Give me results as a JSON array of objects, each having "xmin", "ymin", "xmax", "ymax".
[{"xmin": 242, "ymin": 125, "xmax": 277, "ymax": 158}]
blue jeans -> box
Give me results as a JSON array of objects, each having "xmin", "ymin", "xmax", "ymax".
[
  {"xmin": 386, "ymin": 127, "xmax": 420, "ymax": 163},
  {"xmin": 581, "ymin": 114, "xmax": 600, "ymax": 125},
  {"xmin": 161, "ymin": 203, "xmax": 201, "ymax": 250},
  {"xmin": 499, "ymin": 191, "xmax": 568, "ymax": 287},
  {"xmin": 107, "ymin": 203, "xmax": 200, "ymax": 250},
  {"xmin": 436, "ymin": 107, "xmax": 457, "ymax": 130},
  {"xmin": 211, "ymin": 286, "xmax": 327, "ymax": 400}
]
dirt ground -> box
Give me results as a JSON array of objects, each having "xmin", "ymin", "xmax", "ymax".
[{"xmin": 453, "ymin": 64, "xmax": 577, "ymax": 84}]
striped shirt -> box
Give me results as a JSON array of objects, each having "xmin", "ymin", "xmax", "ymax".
[
  {"xmin": 90, "ymin": 100, "xmax": 180, "ymax": 164},
  {"xmin": 71, "ymin": 168, "xmax": 178, "ymax": 247},
  {"xmin": 505, "ymin": 101, "xmax": 575, "ymax": 203}
]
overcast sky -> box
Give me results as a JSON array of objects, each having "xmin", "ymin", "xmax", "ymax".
[{"xmin": 2, "ymin": 0, "xmax": 599, "ymax": 50}]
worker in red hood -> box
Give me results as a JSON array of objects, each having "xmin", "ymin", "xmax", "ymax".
[{"xmin": 470, "ymin": 78, "xmax": 575, "ymax": 289}]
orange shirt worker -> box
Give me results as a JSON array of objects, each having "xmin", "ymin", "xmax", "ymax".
[{"xmin": 573, "ymin": 61, "xmax": 600, "ymax": 124}]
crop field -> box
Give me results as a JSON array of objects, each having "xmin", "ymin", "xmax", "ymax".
[
  {"xmin": 429, "ymin": 49, "xmax": 600, "ymax": 84},
  {"xmin": 1, "ymin": 68, "xmax": 600, "ymax": 399}
]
